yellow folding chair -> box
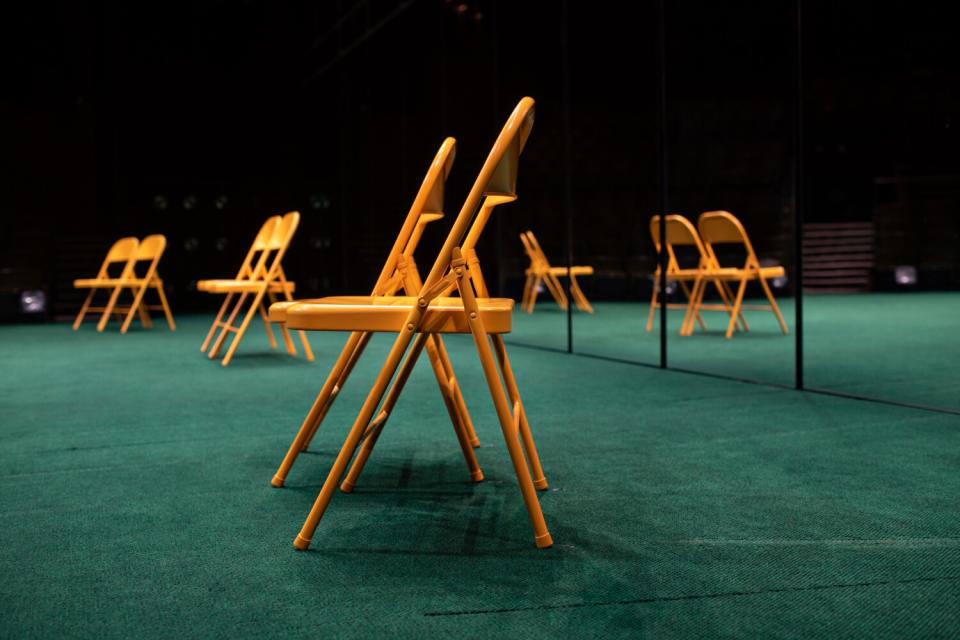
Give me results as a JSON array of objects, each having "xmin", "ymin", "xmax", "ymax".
[
  {"xmin": 691, "ymin": 210, "xmax": 789, "ymax": 339},
  {"xmin": 200, "ymin": 212, "xmax": 313, "ymax": 366},
  {"xmin": 519, "ymin": 230, "xmax": 593, "ymax": 313},
  {"xmin": 269, "ymin": 138, "xmax": 482, "ymax": 492},
  {"xmin": 73, "ymin": 237, "xmax": 140, "ymax": 331},
  {"xmin": 274, "ymin": 98, "xmax": 552, "ymax": 550},
  {"xmin": 646, "ymin": 214, "xmax": 746, "ymax": 336}
]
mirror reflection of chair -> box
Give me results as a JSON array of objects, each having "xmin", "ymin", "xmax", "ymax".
[
  {"xmin": 646, "ymin": 214, "xmax": 746, "ymax": 336},
  {"xmin": 269, "ymin": 138, "xmax": 482, "ymax": 493},
  {"xmin": 691, "ymin": 210, "xmax": 789, "ymax": 339},
  {"xmin": 273, "ymin": 98, "xmax": 553, "ymax": 551},
  {"xmin": 520, "ymin": 230, "xmax": 594, "ymax": 313},
  {"xmin": 198, "ymin": 212, "xmax": 313, "ymax": 366},
  {"xmin": 72, "ymin": 235, "xmax": 176, "ymax": 333}
]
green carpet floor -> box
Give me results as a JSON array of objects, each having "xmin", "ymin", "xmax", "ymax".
[
  {"xmin": 1, "ymin": 315, "xmax": 958, "ymax": 638},
  {"xmin": 512, "ymin": 292, "xmax": 960, "ymax": 410}
]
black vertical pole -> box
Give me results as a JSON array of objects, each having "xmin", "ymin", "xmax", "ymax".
[
  {"xmin": 794, "ymin": 0, "xmax": 805, "ymax": 389},
  {"xmin": 656, "ymin": 0, "xmax": 669, "ymax": 368},
  {"xmin": 561, "ymin": 0, "xmax": 574, "ymax": 354}
]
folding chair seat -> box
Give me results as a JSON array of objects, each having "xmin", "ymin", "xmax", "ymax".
[
  {"xmin": 646, "ymin": 214, "xmax": 746, "ymax": 336},
  {"xmin": 690, "ymin": 210, "xmax": 790, "ymax": 339},
  {"xmin": 520, "ymin": 230, "xmax": 594, "ymax": 313},
  {"xmin": 199, "ymin": 212, "xmax": 313, "ymax": 366},
  {"xmin": 273, "ymin": 98, "xmax": 552, "ymax": 551},
  {"xmin": 268, "ymin": 138, "xmax": 484, "ymax": 494}
]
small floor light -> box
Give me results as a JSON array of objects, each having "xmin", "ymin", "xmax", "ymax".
[
  {"xmin": 895, "ymin": 265, "xmax": 918, "ymax": 287},
  {"xmin": 760, "ymin": 258, "xmax": 788, "ymax": 289},
  {"xmin": 20, "ymin": 290, "xmax": 46, "ymax": 314}
]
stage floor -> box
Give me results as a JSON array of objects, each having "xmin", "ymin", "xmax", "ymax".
[
  {"xmin": 1, "ymin": 316, "xmax": 958, "ymax": 638},
  {"xmin": 511, "ymin": 292, "xmax": 960, "ymax": 410}
]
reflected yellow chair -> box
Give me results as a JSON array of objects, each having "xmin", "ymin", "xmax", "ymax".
[
  {"xmin": 646, "ymin": 214, "xmax": 746, "ymax": 336},
  {"xmin": 691, "ymin": 210, "xmax": 789, "ymax": 339},
  {"xmin": 199, "ymin": 212, "xmax": 313, "ymax": 366},
  {"xmin": 73, "ymin": 235, "xmax": 175, "ymax": 333},
  {"xmin": 273, "ymin": 98, "xmax": 552, "ymax": 550},
  {"xmin": 269, "ymin": 138, "xmax": 482, "ymax": 493},
  {"xmin": 73, "ymin": 237, "xmax": 140, "ymax": 331},
  {"xmin": 519, "ymin": 230, "xmax": 593, "ymax": 313}
]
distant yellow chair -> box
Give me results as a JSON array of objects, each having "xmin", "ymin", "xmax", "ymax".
[
  {"xmin": 646, "ymin": 214, "xmax": 746, "ymax": 336},
  {"xmin": 520, "ymin": 230, "xmax": 593, "ymax": 313},
  {"xmin": 269, "ymin": 138, "xmax": 482, "ymax": 493},
  {"xmin": 273, "ymin": 98, "xmax": 552, "ymax": 551},
  {"xmin": 73, "ymin": 235, "xmax": 175, "ymax": 333},
  {"xmin": 73, "ymin": 237, "xmax": 140, "ymax": 331},
  {"xmin": 199, "ymin": 212, "xmax": 313, "ymax": 367},
  {"xmin": 691, "ymin": 210, "xmax": 789, "ymax": 339}
]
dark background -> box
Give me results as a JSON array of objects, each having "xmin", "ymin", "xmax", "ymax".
[{"xmin": 2, "ymin": 0, "xmax": 959, "ymax": 319}]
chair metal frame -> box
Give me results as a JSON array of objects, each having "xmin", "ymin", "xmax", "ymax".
[
  {"xmin": 200, "ymin": 212, "xmax": 313, "ymax": 366},
  {"xmin": 270, "ymin": 139, "xmax": 482, "ymax": 492},
  {"xmin": 688, "ymin": 210, "xmax": 789, "ymax": 339},
  {"xmin": 520, "ymin": 230, "xmax": 593, "ymax": 313},
  {"xmin": 73, "ymin": 235, "xmax": 176, "ymax": 333},
  {"xmin": 274, "ymin": 98, "xmax": 552, "ymax": 550}
]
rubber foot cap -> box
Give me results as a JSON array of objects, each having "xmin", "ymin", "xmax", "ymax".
[
  {"xmin": 470, "ymin": 470, "xmax": 485, "ymax": 482},
  {"xmin": 293, "ymin": 534, "xmax": 311, "ymax": 551},
  {"xmin": 533, "ymin": 477, "xmax": 548, "ymax": 491},
  {"xmin": 470, "ymin": 439, "xmax": 481, "ymax": 448},
  {"xmin": 535, "ymin": 532, "xmax": 553, "ymax": 549},
  {"xmin": 340, "ymin": 480, "xmax": 355, "ymax": 493},
  {"xmin": 271, "ymin": 475, "xmax": 284, "ymax": 488}
]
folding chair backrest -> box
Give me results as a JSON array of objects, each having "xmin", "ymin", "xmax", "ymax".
[
  {"xmin": 420, "ymin": 97, "xmax": 535, "ymax": 292},
  {"xmin": 371, "ymin": 137, "xmax": 457, "ymax": 295},
  {"xmin": 697, "ymin": 211, "xmax": 759, "ymax": 269},
  {"xmin": 98, "ymin": 237, "xmax": 139, "ymax": 278},
  {"xmin": 237, "ymin": 216, "xmax": 282, "ymax": 279},
  {"xmin": 133, "ymin": 234, "xmax": 167, "ymax": 279},
  {"xmin": 650, "ymin": 214, "xmax": 709, "ymax": 270},
  {"xmin": 524, "ymin": 231, "xmax": 552, "ymax": 270}
]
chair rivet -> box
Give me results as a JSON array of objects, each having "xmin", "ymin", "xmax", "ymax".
[
  {"xmin": 469, "ymin": 311, "xmax": 477, "ymax": 319},
  {"xmin": 418, "ymin": 298, "xmax": 427, "ymax": 307},
  {"xmin": 406, "ymin": 323, "xmax": 415, "ymax": 331},
  {"xmin": 455, "ymin": 268, "xmax": 463, "ymax": 276}
]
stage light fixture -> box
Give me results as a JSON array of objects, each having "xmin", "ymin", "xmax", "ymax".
[
  {"xmin": 184, "ymin": 237, "xmax": 199, "ymax": 252},
  {"xmin": 215, "ymin": 237, "xmax": 228, "ymax": 251},
  {"xmin": 214, "ymin": 195, "xmax": 228, "ymax": 210},
  {"xmin": 152, "ymin": 195, "xmax": 168, "ymax": 211},
  {"xmin": 309, "ymin": 194, "xmax": 331, "ymax": 210},
  {"xmin": 183, "ymin": 195, "xmax": 197, "ymax": 211},
  {"xmin": 20, "ymin": 290, "xmax": 46, "ymax": 314},
  {"xmin": 895, "ymin": 265, "xmax": 917, "ymax": 286}
]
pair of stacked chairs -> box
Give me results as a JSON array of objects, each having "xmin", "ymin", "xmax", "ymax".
[
  {"xmin": 519, "ymin": 230, "xmax": 594, "ymax": 313},
  {"xmin": 197, "ymin": 212, "xmax": 314, "ymax": 366},
  {"xmin": 268, "ymin": 98, "xmax": 554, "ymax": 550},
  {"xmin": 73, "ymin": 235, "xmax": 176, "ymax": 333},
  {"xmin": 647, "ymin": 212, "xmax": 789, "ymax": 338}
]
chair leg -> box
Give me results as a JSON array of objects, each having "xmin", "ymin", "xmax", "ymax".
[
  {"xmin": 208, "ymin": 293, "xmax": 248, "ymax": 359},
  {"xmin": 272, "ymin": 332, "xmax": 369, "ymax": 487},
  {"xmin": 680, "ymin": 277, "xmax": 704, "ymax": 336},
  {"xmin": 725, "ymin": 279, "xmax": 748, "ymax": 339},
  {"xmin": 521, "ymin": 273, "xmax": 534, "ymax": 311},
  {"xmin": 120, "ymin": 285, "xmax": 150, "ymax": 334},
  {"xmin": 432, "ymin": 336, "xmax": 480, "ymax": 447},
  {"xmin": 201, "ymin": 294, "xmax": 233, "ymax": 352},
  {"xmin": 716, "ymin": 280, "xmax": 748, "ymax": 332},
  {"xmin": 259, "ymin": 303, "xmax": 279, "ymax": 350},
  {"xmin": 545, "ymin": 273, "xmax": 568, "ymax": 310},
  {"xmin": 96, "ymin": 285, "xmax": 125, "ymax": 332},
  {"xmin": 137, "ymin": 300, "xmax": 153, "ymax": 329},
  {"xmin": 73, "ymin": 290, "xmax": 96, "ymax": 330},
  {"xmin": 341, "ymin": 333, "xmax": 484, "ymax": 493},
  {"xmin": 528, "ymin": 275, "xmax": 544, "ymax": 313},
  {"xmin": 221, "ymin": 290, "xmax": 266, "ymax": 366},
  {"xmin": 456, "ymin": 265, "xmax": 552, "ymax": 548},
  {"xmin": 570, "ymin": 276, "xmax": 593, "ymax": 313},
  {"xmin": 281, "ymin": 289, "xmax": 314, "ymax": 361},
  {"xmin": 758, "ymin": 276, "xmax": 789, "ymax": 334},
  {"xmin": 491, "ymin": 335, "xmax": 548, "ymax": 490},
  {"xmin": 155, "ymin": 283, "xmax": 176, "ymax": 330},
  {"xmin": 678, "ymin": 280, "xmax": 706, "ymax": 332},
  {"xmin": 293, "ymin": 327, "xmax": 419, "ymax": 550}
]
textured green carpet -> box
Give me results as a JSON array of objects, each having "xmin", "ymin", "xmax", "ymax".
[
  {"xmin": 512, "ymin": 293, "xmax": 960, "ymax": 410},
  {"xmin": 1, "ymin": 315, "xmax": 958, "ymax": 638}
]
